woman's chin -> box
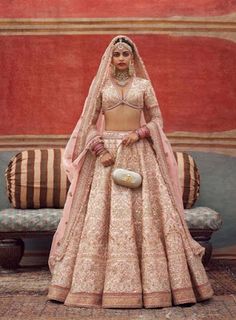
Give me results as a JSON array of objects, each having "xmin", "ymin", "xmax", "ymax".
[{"xmin": 116, "ymin": 66, "xmax": 128, "ymax": 71}]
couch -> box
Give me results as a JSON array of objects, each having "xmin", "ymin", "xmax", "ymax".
[{"xmin": 0, "ymin": 148, "xmax": 223, "ymax": 271}]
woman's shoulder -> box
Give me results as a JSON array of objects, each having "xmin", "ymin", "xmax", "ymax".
[
  {"xmin": 101, "ymin": 77, "xmax": 113, "ymax": 91},
  {"xmin": 133, "ymin": 76, "xmax": 150, "ymax": 88}
]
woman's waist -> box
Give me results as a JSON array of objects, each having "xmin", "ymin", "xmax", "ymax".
[
  {"xmin": 103, "ymin": 122, "xmax": 140, "ymax": 137},
  {"xmin": 104, "ymin": 110, "xmax": 141, "ymax": 132},
  {"xmin": 102, "ymin": 129, "xmax": 133, "ymax": 140}
]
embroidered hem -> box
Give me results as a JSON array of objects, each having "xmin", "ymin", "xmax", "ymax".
[
  {"xmin": 47, "ymin": 284, "xmax": 69, "ymax": 302},
  {"xmin": 47, "ymin": 282, "xmax": 213, "ymax": 308}
]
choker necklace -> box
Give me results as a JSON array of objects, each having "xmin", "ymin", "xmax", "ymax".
[{"xmin": 114, "ymin": 69, "xmax": 130, "ymax": 87}]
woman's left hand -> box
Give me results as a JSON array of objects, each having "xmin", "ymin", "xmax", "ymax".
[{"xmin": 122, "ymin": 131, "xmax": 139, "ymax": 146}]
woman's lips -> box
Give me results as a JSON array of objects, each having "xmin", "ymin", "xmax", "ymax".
[{"xmin": 118, "ymin": 63, "xmax": 126, "ymax": 66}]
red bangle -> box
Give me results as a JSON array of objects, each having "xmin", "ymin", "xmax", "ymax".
[
  {"xmin": 90, "ymin": 140, "xmax": 107, "ymax": 157},
  {"xmin": 97, "ymin": 149, "xmax": 109, "ymax": 157},
  {"xmin": 135, "ymin": 126, "xmax": 150, "ymax": 139}
]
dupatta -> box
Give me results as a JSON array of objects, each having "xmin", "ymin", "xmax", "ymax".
[{"xmin": 48, "ymin": 35, "xmax": 205, "ymax": 273}]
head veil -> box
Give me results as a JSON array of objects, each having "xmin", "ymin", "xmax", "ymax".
[
  {"xmin": 48, "ymin": 35, "xmax": 205, "ymax": 273},
  {"xmin": 63, "ymin": 35, "xmax": 153, "ymax": 182}
]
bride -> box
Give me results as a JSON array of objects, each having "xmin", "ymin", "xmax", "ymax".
[{"xmin": 47, "ymin": 35, "xmax": 214, "ymax": 308}]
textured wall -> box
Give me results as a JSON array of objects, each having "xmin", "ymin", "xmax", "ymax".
[
  {"xmin": 0, "ymin": 1, "xmax": 235, "ymax": 257},
  {"xmin": 0, "ymin": 0, "xmax": 236, "ymax": 18},
  {"xmin": 1, "ymin": 35, "xmax": 236, "ymax": 135}
]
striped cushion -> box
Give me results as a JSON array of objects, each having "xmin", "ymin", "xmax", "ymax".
[
  {"xmin": 5, "ymin": 149, "xmax": 70, "ymax": 209},
  {"xmin": 5, "ymin": 149, "xmax": 199, "ymax": 209},
  {"xmin": 174, "ymin": 151, "xmax": 200, "ymax": 209}
]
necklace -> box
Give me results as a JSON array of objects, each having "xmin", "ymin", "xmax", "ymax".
[{"xmin": 114, "ymin": 69, "xmax": 130, "ymax": 87}]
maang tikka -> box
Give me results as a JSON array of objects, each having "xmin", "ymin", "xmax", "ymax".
[
  {"xmin": 112, "ymin": 41, "xmax": 135, "ymax": 77},
  {"xmin": 113, "ymin": 38, "xmax": 133, "ymax": 53}
]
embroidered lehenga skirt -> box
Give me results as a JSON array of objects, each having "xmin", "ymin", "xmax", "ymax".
[{"xmin": 47, "ymin": 130, "xmax": 213, "ymax": 308}]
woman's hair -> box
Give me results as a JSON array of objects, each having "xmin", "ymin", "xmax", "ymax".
[{"xmin": 113, "ymin": 37, "xmax": 134, "ymax": 53}]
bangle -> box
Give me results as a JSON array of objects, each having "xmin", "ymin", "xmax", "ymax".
[
  {"xmin": 135, "ymin": 126, "xmax": 150, "ymax": 139},
  {"xmin": 98, "ymin": 149, "xmax": 109, "ymax": 158},
  {"xmin": 93, "ymin": 143, "xmax": 104, "ymax": 153},
  {"xmin": 91, "ymin": 140, "xmax": 108, "ymax": 157}
]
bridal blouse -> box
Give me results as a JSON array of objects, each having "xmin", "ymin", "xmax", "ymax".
[
  {"xmin": 47, "ymin": 75, "xmax": 214, "ymax": 309},
  {"xmin": 101, "ymin": 77, "xmax": 158, "ymax": 114}
]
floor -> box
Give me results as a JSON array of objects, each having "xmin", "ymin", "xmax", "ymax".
[
  {"xmin": 0, "ymin": 258, "xmax": 236, "ymax": 319},
  {"xmin": 0, "ymin": 294, "xmax": 236, "ymax": 319}
]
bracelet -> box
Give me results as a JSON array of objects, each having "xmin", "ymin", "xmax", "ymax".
[
  {"xmin": 90, "ymin": 140, "xmax": 108, "ymax": 157},
  {"xmin": 135, "ymin": 126, "xmax": 150, "ymax": 139},
  {"xmin": 98, "ymin": 149, "xmax": 109, "ymax": 158},
  {"xmin": 90, "ymin": 137, "xmax": 103, "ymax": 151},
  {"xmin": 93, "ymin": 143, "xmax": 104, "ymax": 153}
]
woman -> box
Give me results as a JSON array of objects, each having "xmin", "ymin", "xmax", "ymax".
[{"xmin": 47, "ymin": 35, "xmax": 214, "ymax": 308}]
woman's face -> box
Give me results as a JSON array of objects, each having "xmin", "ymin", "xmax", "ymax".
[{"xmin": 112, "ymin": 48, "xmax": 133, "ymax": 71}]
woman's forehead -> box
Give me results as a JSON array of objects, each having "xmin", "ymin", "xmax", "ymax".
[
  {"xmin": 112, "ymin": 41, "xmax": 133, "ymax": 53},
  {"xmin": 113, "ymin": 48, "xmax": 131, "ymax": 53}
]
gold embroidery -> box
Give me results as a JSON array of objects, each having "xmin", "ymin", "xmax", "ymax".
[{"xmin": 47, "ymin": 131, "xmax": 213, "ymax": 308}]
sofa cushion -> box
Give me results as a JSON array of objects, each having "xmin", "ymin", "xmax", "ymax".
[
  {"xmin": 0, "ymin": 206, "xmax": 221, "ymax": 233},
  {"xmin": 175, "ymin": 152, "xmax": 200, "ymax": 209},
  {"xmin": 0, "ymin": 208, "xmax": 62, "ymax": 232},
  {"xmin": 5, "ymin": 149, "xmax": 70, "ymax": 209},
  {"xmin": 184, "ymin": 207, "xmax": 223, "ymax": 230},
  {"xmin": 5, "ymin": 149, "xmax": 200, "ymax": 210}
]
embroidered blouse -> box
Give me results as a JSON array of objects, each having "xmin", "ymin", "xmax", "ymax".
[
  {"xmin": 100, "ymin": 77, "xmax": 158, "ymax": 114},
  {"xmin": 91, "ymin": 76, "xmax": 163, "ymax": 129}
]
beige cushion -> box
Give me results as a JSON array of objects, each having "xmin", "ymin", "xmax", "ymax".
[{"xmin": 184, "ymin": 207, "xmax": 223, "ymax": 230}]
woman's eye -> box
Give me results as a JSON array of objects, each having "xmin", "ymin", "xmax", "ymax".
[
  {"xmin": 113, "ymin": 52, "xmax": 120, "ymax": 57},
  {"xmin": 123, "ymin": 51, "xmax": 130, "ymax": 57}
]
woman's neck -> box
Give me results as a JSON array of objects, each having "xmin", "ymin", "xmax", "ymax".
[
  {"xmin": 113, "ymin": 68, "xmax": 132, "ymax": 86},
  {"xmin": 114, "ymin": 68, "xmax": 130, "ymax": 81}
]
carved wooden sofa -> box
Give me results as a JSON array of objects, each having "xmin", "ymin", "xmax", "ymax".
[{"xmin": 0, "ymin": 148, "xmax": 223, "ymax": 271}]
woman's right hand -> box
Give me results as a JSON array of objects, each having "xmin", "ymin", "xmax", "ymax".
[{"xmin": 99, "ymin": 151, "xmax": 115, "ymax": 167}]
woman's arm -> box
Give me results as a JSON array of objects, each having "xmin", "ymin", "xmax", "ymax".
[
  {"xmin": 88, "ymin": 92, "xmax": 115, "ymax": 166},
  {"xmin": 122, "ymin": 80, "xmax": 163, "ymax": 146},
  {"xmin": 143, "ymin": 79, "xmax": 163, "ymax": 129},
  {"xmin": 88, "ymin": 92, "xmax": 107, "ymax": 156}
]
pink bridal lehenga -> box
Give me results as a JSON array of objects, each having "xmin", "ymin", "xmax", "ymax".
[{"xmin": 46, "ymin": 35, "xmax": 214, "ymax": 308}]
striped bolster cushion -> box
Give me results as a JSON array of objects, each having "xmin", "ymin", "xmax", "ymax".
[
  {"xmin": 5, "ymin": 149, "xmax": 199, "ymax": 209},
  {"xmin": 174, "ymin": 151, "xmax": 200, "ymax": 209},
  {"xmin": 5, "ymin": 149, "xmax": 70, "ymax": 209}
]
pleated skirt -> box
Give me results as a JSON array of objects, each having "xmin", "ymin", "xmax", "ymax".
[{"xmin": 47, "ymin": 130, "xmax": 213, "ymax": 308}]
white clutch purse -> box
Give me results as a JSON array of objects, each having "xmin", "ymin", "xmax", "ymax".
[{"xmin": 112, "ymin": 168, "xmax": 142, "ymax": 189}]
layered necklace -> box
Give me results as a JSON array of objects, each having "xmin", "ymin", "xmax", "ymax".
[{"xmin": 113, "ymin": 69, "xmax": 131, "ymax": 87}]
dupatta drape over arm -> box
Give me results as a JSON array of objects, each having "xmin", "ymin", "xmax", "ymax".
[{"xmin": 48, "ymin": 35, "xmax": 205, "ymax": 274}]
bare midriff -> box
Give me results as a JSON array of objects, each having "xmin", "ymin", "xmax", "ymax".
[{"xmin": 104, "ymin": 104, "xmax": 141, "ymax": 131}]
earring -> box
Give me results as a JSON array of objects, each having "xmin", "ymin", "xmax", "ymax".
[
  {"xmin": 128, "ymin": 61, "xmax": 135, "ymax": 77},
  {"xmin": 110, "ymin": 63, "xmax": 116, "ymax": 76}
]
